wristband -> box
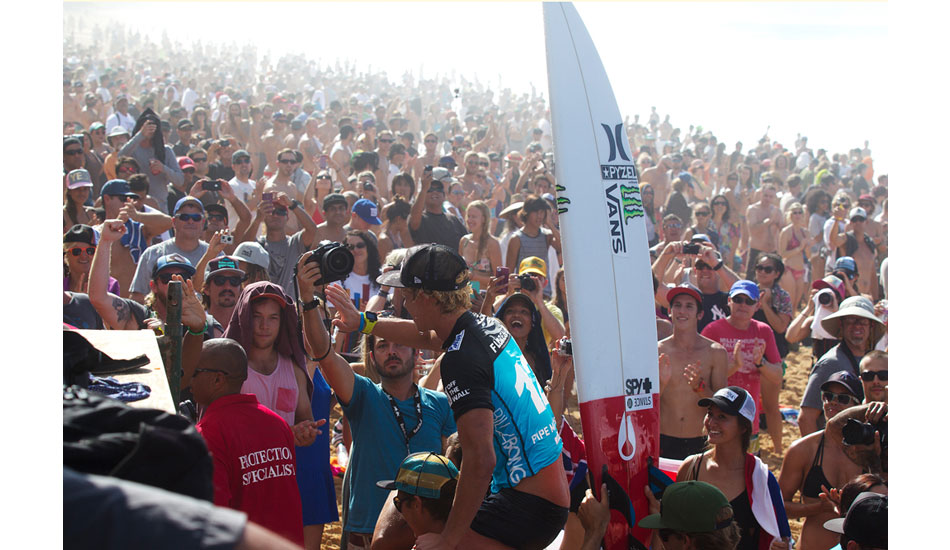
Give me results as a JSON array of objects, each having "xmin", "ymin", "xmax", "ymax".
[
  {"xmin": 302, "ymin": 296, "xmax": 323, "ymax": 312},
  {"xmin": 289, "ymin": 199, "xmax": 301, "ymax": 210},
  {"xmin": 754, "ymin": 362, "xmax": 763, "ymax": 369},
  {"xmin": 377, "ymin": 288, "xmax": 390, "ymax": 298},
  {"xmin": 713, "ymin": 259, "xmax": 723, "ymax": 271},
  {"xmin": 359, "ymin": 311, "xmax": 379, "ymax": 335},
  {"xmin": 187, "ymin": 319, "xmax": 209, "ymax": 336}
]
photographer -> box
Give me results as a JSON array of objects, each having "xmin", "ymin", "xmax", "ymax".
[
  {"xmin": 241, "ymin": 190, "xmax": 317, "ymax": 295},
  {"xmin": 408, "ymin": 167, "xmax": 468, "ymax": 250},
  {"xmin": 484, "ymin": 256, "xmax": 566, "ymax": 349},
  {"xmin": 505, "ymin": 195, "xmax": 561, "ymax": 297},
  {"xmin": 786, "ymin": 275, "xmax": 846, "ymax": 362}
]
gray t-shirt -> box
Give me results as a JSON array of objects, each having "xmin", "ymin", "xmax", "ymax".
[
  {"xmin": 259, "ymin": 231, "xmax": 307, "ymax": 295},
  {"xmin": 118, "ymin": 132, "xmax": 185, "ymax": 214},
  {"xmin": 130, "ymin": 239, "xmax": 210, "ymax": 296},
  {"xmin": 800, "ymin": 343, "xmax": 865, "ymax": 425}
]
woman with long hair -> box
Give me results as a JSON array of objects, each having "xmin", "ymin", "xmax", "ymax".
[
  {"xmin": 304, "ymin": 171, "xmax": 334, "ymax": 224},
  {"xmin": 778, "ymin": 202, "xmax": 809, "ymax": 311},
  {"xmin": 191, "ymin": 107, "xmax": 212, "ymax": 140},
  {"xmin": 390, "ymin": 172, "xmax": 415, "ymax": 203},
  {"xmin": 678, "ymin": 387, "xmax": 790, "ymax": 550},
  {"xmin": 341, "ymin": 230, "xmax": 382, "ymax": 302},
  {"xmin": 459, "ymin": 200, "xmax": 502, "ymax": 288},
  {"xmin": 683, "ymin": 201, "xmax": 721, "ymax": 250},
  {"xmin": 63, "ymin": 181, "xmax": 95, "ymax": 231},
  {"xmin": 708, "ymin": 193, "xmax": 743, "ymax": 272},
  {"xmin": 751, "ymin": 252, "xmax": 793, "ymax": 456},
  {"xmin": 553, "ymin": 267, "xmax": 569, "ymax": 336},
  {"xmin": 641, "ymin": 183, "xmax": 659, "ymax": 247}
]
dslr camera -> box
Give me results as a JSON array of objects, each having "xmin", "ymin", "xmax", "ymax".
[
  {"xmin": 842, "ymin": 417, "xmax": 887, "ymax": 452},
  {"xmin": 303, "ymin": 241, "xmax": 354, "ymax": 286},
  {"xmin": 517, "ymin": 273, "xmax": 537, "ymax": 292}
]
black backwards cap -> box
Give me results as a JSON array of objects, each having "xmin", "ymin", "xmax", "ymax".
[{"xmin": 376, "ymin": 244, "xmax": 469, "ymax": 291}]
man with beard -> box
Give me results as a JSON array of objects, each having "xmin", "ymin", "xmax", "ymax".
[
  {"xmin": 201, "ymin": 257, "xmax": 245, "ymax": 337},
  {"xmin": 295, "ymin": 260, "xmax": 456, "ymax": 550},
  {"xmin": 117, "ymin": 109, "xmax": 184, "ymax": 213},
  {"xmin": 859, "ymin": 351, "xmax": 887, "ymax": 404}
]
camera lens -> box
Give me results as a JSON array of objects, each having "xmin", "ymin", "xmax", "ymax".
[
  {"xmin": 326, "ymin": 247, "xmax": 354, "ymax": 273},
  {"xmin": 818, "ymin": 292, "xmax": 832, "ymax": 305}
]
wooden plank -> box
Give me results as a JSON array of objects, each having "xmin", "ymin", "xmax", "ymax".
[{"xmin": 75, "ymin": 329, "xmax": 176, "ymax": 414}]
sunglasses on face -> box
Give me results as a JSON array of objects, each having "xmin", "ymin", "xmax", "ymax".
[
  {"xmin": 207, "ymin": 214, "xmax": 226, "ymax": 222},
  {"xmin": 346, "ymin": 242, "xmax": 367, "ymax": 250},
  {"xmin": 194, "ymin": 367, "xmax": 228, "ymax": 376},
  {"xmin": 192, "ymin": 157, "xmax": 208, "ymax": 163},
  {"xmin": 183, "ymin": 168, "xmax": 196, "ymax": 175},
  {"xmin": 791, "ymin": 210, "xmax": 804, "ymax": 215},
  {"xmin": 755, "ymin": 264, "xmax": 775, "ymax": 274},
  {"xmin": 156, "ymin": 272, "xmax": 187, "ymax": 284},
  {"xmin": 731, "ymin": 295, "xmax": 756, "ymax": 306},
  {"xmin": 272, "ymin": 207, "xmax": 288, "ymax": 216},
  {"xmin": 424, "ymin": 139, "xmax": 437, "ymax": 144},
  {"xmin": 479, "ymin": 161, "xmax": 490, "ymax": 167},
  {"xmin": 67, "ymin": 246, "xmax": 96, "ymax": 257},
  {"xmin": 860, "ymin": 370, "xmax": 888, "ymax": 382},
  {"xmin": 378, "ymin": 138, "xmax": 394, "ymax": 143},
  {"xmin": 392, "ymin": 495, "xmax": 407, "ymax": 512},
  {"xmin": 712, "ymin": 201, "xmax": 727, "ymax": 207},
  {"xmin": 177, "ymin": 213, "xmax": 204, "ymax": 222},
  {"xmin": 233, "ymin": 158, "xmax": 250, "ymax": 165},
  {"xmin": 851, "ymin": 217, "xmax": 866, "ymax": 223},
  {"xmin": 110, "ymin": 194, "xmax": 134, "ymax": 202},
  {"xmin": 211, "ymin": 274, "xmax": 244, "ymax": 287},
  {"xmin": 695, "ymin": 211, "xmax": 710, "ymax": 217},
  {"xmin": 65, "ymin": 149, "xmax": 83, "ymax": 156},
  {"xmin": 451, "ymin": 189, "xmax": 465, "ymax": 195},
  {"xmin": 695, "ymin": 261, "xmax": 713, "ymax": 271},
  {"xmin": 822, "ymin": 391, "xmax": 858, "ymax": 405},
  {"xmin": 278, "ymin": 158, "xmax": 295, "ymax": 164},
  {"xmin": 664, "ymin": 223, "xmax": 683, "ymax": 230},
  {"xmin": 118, "ymin": 166, "xmax": 135, "ymax": 173}
]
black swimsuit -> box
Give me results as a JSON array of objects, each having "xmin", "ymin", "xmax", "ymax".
[
  {"xmin": 690, "ymin": 451, "xmax": 762, "ymax": 550},
  {"xmin": 802, "ymin": 434, "xmax": 833, "ymax": 499}
]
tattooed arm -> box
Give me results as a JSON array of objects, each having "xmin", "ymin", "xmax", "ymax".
[{"xmin": 89, "ymin": 219, "xmax": 143, "ymax": 330}]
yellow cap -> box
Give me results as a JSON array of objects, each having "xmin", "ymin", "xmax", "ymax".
[{"xmin": 518, "ymin": 256, "xmax": 547, "ymax": 278}]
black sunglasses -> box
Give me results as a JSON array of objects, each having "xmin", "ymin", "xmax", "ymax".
[
  {"xmin": 278, "ymin": 158, "xmax": 296, "ymax": 164},
  {"xmin": 755, "ymin": 264, "xmax": 775, "ymax": 274},
  {"xmin": 392, "ymin": 494, "xmax": 409, "ymax": 512},
  {"xmin": 860, "ymin": 370, "xmax": 888, "ymax": 382},
  {"xmin": 65, "ymin": 149, "xmax": 83, "ymax": 156},
  {"xmin": 346, "ymin": 242, "xmax": 367, "ymax": 250},
  {"xmin": 272, "ymin": 207, "xmax": 288, "ymax": 216},
  {"xmin": 731, "ymin": 295, "xmax": 756, "ymax": 306},
  {"xmin": 851, "ymin": 217, "xmax": 867, "ymax": 223},
  {"xmin": 233, "ymin": 158, "xmax": 251, "ymax": 165},
  {"xmin": 479, "ymin": 161, "xmax": 490, "ymax": 167},
  {"xmin": 194, "ymin": 367, "xmax": 229, "ymax": 376},
  {"xmin": 156, "ymin": 272, "xmax": 187, "ymax": 284},
  {"xmin": 822, "ymin": 391, "xmax": 858, "ymax": 405},
  {"xmin": 192, "ymin": 157, "xmax": 208, "ymax": 162},
  {"xmin": 695, "ymin": 261, "xmax": 713, "ymax": 271},
  {"xmin": 67, "ymin": 246, "xmax": 96, "ymax": 257},
  {"xmin": 712, "ymin": 201, "xmax": 728, "ymax": 207},
  {"xmin": 695, "ymin": 211, "xmax": 710, "ymax": 217},
  {"xmin": 424, "ymin": 138, "xmax": 437, "ymax": 143},
  {"xmin": 379, "ymin": 138, "xmax": 395, "ymax": 143},
  {"xmin": 177, "ymin": 213, "xmax": 204, "ymax": 222},
  {"xmin": 207, "ymin": 213, "xmax": 227, "ymax": 222},
  {"xmin": 211, "ymin": 274, "xmax": 245, "ymax": 287}
]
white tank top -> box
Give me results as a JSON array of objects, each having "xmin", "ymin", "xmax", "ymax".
[{"xmin": 241, "ymin": 353, "xmax": 298, "ymax": 426}]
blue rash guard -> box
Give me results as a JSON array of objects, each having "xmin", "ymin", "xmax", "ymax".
[{"xmin": 440, "ymin": 311, "xmax": 562, "ymax": 492}]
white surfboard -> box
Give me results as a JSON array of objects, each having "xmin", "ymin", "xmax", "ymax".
[{"xmin": 543, "ymin": 3, "xmax": 659, "ymax": 548}]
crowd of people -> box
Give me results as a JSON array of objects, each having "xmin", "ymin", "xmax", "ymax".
[{"xmin": 62, "ymin": 23, "xmax": 887, "ymax": 550}]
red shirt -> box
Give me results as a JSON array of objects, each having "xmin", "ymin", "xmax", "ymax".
[
  {"xmin": 197, "ymin": 393, "xmax": 304, "ymax": 545},
  {"xmin": 700, "ymin": 318, "xmax": 780, "ymax": 434}
]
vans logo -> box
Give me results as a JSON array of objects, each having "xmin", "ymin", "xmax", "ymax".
[{"xmin": 600, "ymin": 120, "xmax": 643, "ymax": 256}]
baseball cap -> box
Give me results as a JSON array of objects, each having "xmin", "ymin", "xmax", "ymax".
[
  {"xmin": 89, "ymin": 122, "xmax": 105, "ymax": 131},
  {"xmin": 698, "ymin": 386, "xmax": 756, "ymax": 423},
  {"xmin": 233, "ymin": 241, "xmax": 270, "ymax": 270},
  {"xmin": 834, "ymin": 256, "xmax": 858, "ymax": 276},
  {"xmin": 505, "ymin": 151, "xmax": 524, "ymax": 162},
  {"xmin": 64, "ymin": 224, "xmax": 98, "ymax": 246},
  {"xmin": 152, "ymin": 253, "xmax": 196, "ymax": 278},
  {"xmin": 67, "ymin": 169, "xmax": 94, "ymax": 190},
  {"xmin": 231, "ymin": 149, "xmax": 251, "ymax": 162},
  {"xmin": 207, "ymin": 256, "xmax": 245, "ymax": 279},
  {"xmin": 438, "ymin": 155, "xmax": 457, "ymax": 168},
  {"xmin": 666, "ymin": 283, "xmax": 702, "ymax": 307},
  {"xmin": 323, "ymin": 193, "xmax": 348, "ymax": 209},
  {"xmin": 638, "ymin": 481, "xmax": 734, "ymax": 532},
  {"xmin": 849, "ymin": 206, "xmax": 867, "ymax": 220},
  {"xmin": 177, "ymin": 119, "xmax": 194, "ymax": 130},
  {"xmin": 100, "ymin": 179, "xmax": 139, "ymax": 199},
  {"xmin": 353, "ymin": 199, "xmax": 382, "ymax": 225},
  {"xmin": 820, "ymin": 370, "xmax": 863, "ymax": 398},
  {"xmin": 811, "ymin": 274, "xmax": 845, "ymax": 302},
  {"xmin": 431, "ymin": 167, "xmax": 456, "ymax": 185},
  {"xmin": 728, "ymin": 280, "xmax": 760, "ymax": 301},
  {"xmin": 178, "ymin": 156, "xmax": 195, "ymax": 171},
  {"xmin": 518, "ymin": 256, "xmax": 547, "ymax": 278},
  {"xmin": 376, "ymin": 452, "xmax": 459, "ymax": 499},
  {"xmin": 376, "ymin": 244, "xmax": 470, "ymax": 291},
  {"xmin": 858, "ymin": 194, "xmax": 875, "ymax": 203},
  {"xmin": 823, "ymin": 492, "xmax": 887, "ymax": 548},
  {"xmin": 173, "ymin": 196, "xmax": 205, "ymax": 215},
  {"xmin": 107, "ymin": 126, "xmax": 130, "ymax": 139},
  {"xmin": 689, "ymin": 233, "xmax": 711, "ymax": 244}
]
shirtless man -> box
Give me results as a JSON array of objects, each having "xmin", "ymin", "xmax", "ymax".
[
  {"xmin": 298, "ymin": 116, "xmax": 324, "ymax": 174},
  {"xmin": 744, "ymin": 182, "xmax": 782, "ymax": 280},
  {"xmin": 829, "ymin": 207, "xmax": 877, "ymax": 298},
  {"xmin": 261, "ymin": 113, "xmax": 290, "ymax": 176},
  {"xmin": 657, "ymin": 284, "xmax": 729, "ymax": 459},
  {"xmin": 330, "ymin": 125, "xmax": 357, "ymax": 179},
  {"xmin": 641, "ymin": 155, "xmax": 673, "ymax": 213},
  {"xmin": 778, "ymin": 372, "xmax": 866, "ymax": 550},
  {"xmin": 314, "ymin": 193, "xmax": 349, "ymax": 244}
]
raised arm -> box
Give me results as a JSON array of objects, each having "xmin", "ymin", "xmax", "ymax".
[
  {"xmin": 327, "ymin": 283, "xmax": 443, "ymax": 351},
  {"xmin": 408, "ymin": 170, "xmax": 430, "ymax": 232},
  {"xmin": 89, "ymin": 220, "xmax": 139, "ymax": 330}
]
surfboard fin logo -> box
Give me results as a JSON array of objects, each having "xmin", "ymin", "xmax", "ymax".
[{"xmin": 555, "ymin": 183, "xmax": 571, "ymax": 214}]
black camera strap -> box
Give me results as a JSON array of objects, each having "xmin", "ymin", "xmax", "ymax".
[{"xmin": 383, "ymin": 385, "xmax": 423, "ymax": 454}]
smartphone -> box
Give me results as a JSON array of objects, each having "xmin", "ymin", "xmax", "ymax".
[
  {"xmin": 682, "ymin": 243, "xmax": 701, "ymax": 255},
  {"xmin": 202, "ymin": 180, "xmax": 221, "ymax": 191},
  {"xmin": 319, "ymin": 155, "xmax": 329, "ymax": 169},
  {"xmin": 424, "ymin": 165, "xmax": 433, "ymax": 174},
  {"xmin": 262, "ymin": 192, "xmax": 275, "ymax": 202},
  {"xmin": 496, "ymin": 266, "xmax": 510, "ymax": 292}
]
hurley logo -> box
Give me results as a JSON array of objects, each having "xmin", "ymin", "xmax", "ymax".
[{"xmin": 599, "ymin": 121, "xmax": 643, "ymax": 256}]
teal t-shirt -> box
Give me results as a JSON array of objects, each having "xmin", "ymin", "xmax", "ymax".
[{"xmin": 341, "ymin": 374, "xmax": 456, "ymax": 533}]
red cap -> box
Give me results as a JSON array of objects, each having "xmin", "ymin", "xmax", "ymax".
[
  {"xmin": 178, "ymin": 156, "xmax": 195, "ymax": 170},
  {"xmin": 666, "ymin": 283, "xmax": 703, "ymax": 307}
]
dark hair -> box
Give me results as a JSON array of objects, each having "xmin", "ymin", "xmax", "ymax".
[
  {"xmin": 519, "ymin": 194, "xmax": 549, "ymax": 221},
  {"xmin": 710, "ymin": 193, "xmax": 732, "ymax": 223},
  {"xmin": 738, "ymin": 415, "xmax": 753, "ymax": 452},
  {"xmin": 340, "ymin": 125, "xmax": 355, "ymax": 140},
  {"xmin": 128, "ymin": 173, "xmax": 149, "ymax": 193},
  {"xmin": 390, "ymin": 172, "xmax": 414, "ymax": 201},
  {"xmin": 389, "ymin": 143, "xmax": 406, "ymax": 160},
  {"xmin": 385, "ymin": 196, "xmax": 411, "ymax": 222},
  {"xmin": 116, "ymin": 156, "xmax": 140, "ymax": 174},
  {"xmin": 663, "ymin": 213, "xmax": 683, "ymax": 225},
  {"xmin": 805, "ymin": 188, "xmax": 831, "ymax": 218},
  {"xmin": 418, "ymin": 478, "xmax": 457, "ymax": 522},
  {"xmin": 347, "ymin": 230, "xmax": 381, "ymax": 284},
  {"xmin": 839, "ymin": 473, "xmax": 886, "ymax": 515},
  {"xmin": 756, "ymin": 252, "xmax": 785, "ymax": 284},
  {"xmin": 553, "ymin": 267, "xmax": 569, "ymax": 324}
]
